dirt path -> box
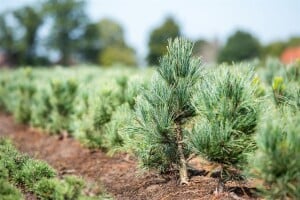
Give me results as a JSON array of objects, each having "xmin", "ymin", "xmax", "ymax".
[{"xmin": 0, "ymin": 113, "xmax": 257, "ymax": 200}]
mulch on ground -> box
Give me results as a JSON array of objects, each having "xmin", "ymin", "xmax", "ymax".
[{"xmin": 0, "ymin": 113, "xmax": 259, "ymax": 200}]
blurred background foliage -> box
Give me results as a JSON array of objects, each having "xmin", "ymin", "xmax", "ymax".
[{"xmin": 1, "ymin": 0, "xmax": 299, "ymax": 67}]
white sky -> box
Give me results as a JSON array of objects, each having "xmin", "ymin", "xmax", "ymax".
[{"xmin": 1, "ymin": 0, "xmax": 300, "ymax": 59}]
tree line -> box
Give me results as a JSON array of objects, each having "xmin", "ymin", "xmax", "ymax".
[{"xmin": 0, "ymin": 0, "xmax": 299, "ymax": 67}]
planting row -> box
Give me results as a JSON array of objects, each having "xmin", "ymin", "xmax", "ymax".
[
  {"xmin": 0, "ymin": 38, "xmax": 300, "ymax": 199},
  {"xmin": 0, "ymin": 138, "xmax": 111, "ymax": 200}
]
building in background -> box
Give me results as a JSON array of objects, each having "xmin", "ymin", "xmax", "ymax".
[{"xmin": 281, "ymin": 46, "xmax": 300, "ymax": 64}]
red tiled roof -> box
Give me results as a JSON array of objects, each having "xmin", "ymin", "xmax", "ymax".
[{"xmin": 280, "ymin": 46, "xmax": 300, "ymax": 64}]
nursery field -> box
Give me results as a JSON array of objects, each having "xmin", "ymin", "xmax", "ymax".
[{"xmin": 0, "ymin": 39, "xmax": 300, "ymax": 200}]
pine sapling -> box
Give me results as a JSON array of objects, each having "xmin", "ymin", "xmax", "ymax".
[
  {"xmin": 128, "ymin": 38, "xmax": 202, "ymax": 184},
  {"xmin": 191, "ymin": 67, "xmax": 259, "ymax": 192}
]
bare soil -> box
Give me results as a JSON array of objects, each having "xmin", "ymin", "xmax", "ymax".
[{"xmin": 0, "ymin": 113, "xmax": 260, "ymax": 200}]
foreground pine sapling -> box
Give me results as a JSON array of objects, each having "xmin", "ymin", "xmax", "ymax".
[
  {"xmin": 128, "ymin": 38, "xmax": 202, "ymax": 184},
  {"xmin": 191, "ymin": 67, "xmax": 259, "ymax": 192}
]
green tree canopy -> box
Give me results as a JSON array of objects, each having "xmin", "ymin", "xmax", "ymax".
[
  {"xmin": 13, "ymin": 6, "xmax": 44, "ymax": 65},
  {"xmin": 0, "ymin": 13, "xmax": 19, "ymax": 65},
  {"xmin": 44, "ymin": 0, "xmax": 88, "ymax": 66},
  {"xmin": 79, "ymin": 23, "xmax": 100, "ymax": 63},
  {"xmin": 218, "ymin": 30, "xmax": 261, "ymax": 63},
  {"xmin": 0, "ymin": 5, "xmax": 44, "ymax": 66},
  {"xmin": 97, "ymin": 18, "xmax": 126, "ymax": 49},
  {"xmin": 147, "ymin": 17, "xmax": 181, "ymax": 66},
  {"xmin": 80, "ymin": 18, "xmax": 136, "ymax": 66},
  {"xmin": 99, "ymin": 46, "xmax": 136, "ymax": 66},
  {"xmin": 262, "ymin": 41, "xmax": 286, "ymax": 58}
]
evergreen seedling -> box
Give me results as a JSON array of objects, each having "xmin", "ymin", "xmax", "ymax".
[
  {"xmin": 191, "ymin": 67, "xmax": 259, "ymax": 192},
  {"xmin": 249, "ymin": 109, "xmax": 300, "ymax": 199},
  {"xmin": 49, "ymin": 79, "xmax": 78, "ymax": 134},
  {"xmin": 128, "ymin": 38, "xmax": 202, "ymax": 184},
  {"xmin": 14, "ymin": 68, "xmax": 36, "ymax": 124}
]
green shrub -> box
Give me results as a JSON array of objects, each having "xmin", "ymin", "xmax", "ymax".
[
  {"xmin": 191, "ymin": 66, "xmax": 259, "ymax": 191},
  {"xmin": 103, "ymin": 103, "xmax": 134, "ymax": 153},
  {"xmin": 0, "ymin": 140, "xmax": 30, "ymax": 178},
  {"xmin": 272, "ymin": 76, "xmax": 288, "ymax": 105},
  {"xmin": 124, "ymin": 77, "xmax": 149, "ymax": 109},
  {"xmin": 30, "ymin": 89, "xmax": 52, "ymax": 128},
  {"xmin": 14, "ymin": 159, "xmax": 56, "ymax": 189},
  {"xmin": 34, "ymin": 178, "xmax": 67, "ymax": 200},
  {"xmin": 0, "ymin": 179, "xmax": 23, "ymax": 200},
  {"xmin": 64, "ymin": 175, "xmax": 85, "ymax": 199},
  {"xmin": 48, "ymin": 79, "xmax": 78, "ymax": 134},
  {"xmin": 286, "ymin": 60, "xmax": 300, "ymax": 81},
  {"xmin": 128, "ymin": 38, "xmax": 202, "ymax": 184},
  {"xmin": 249, "ymin": 109, "xmax": 300, "ymax": 199},
  {"xmin": 34, "ymin": 176, "xmax": 84, "ymax": 200},
  {"xmin": 264, "ymin": 57, "xmax": 286, "ymax": 84},
  {"xmin": 13, "ymin": 69, "xmax": 36, "ymax": 124}
]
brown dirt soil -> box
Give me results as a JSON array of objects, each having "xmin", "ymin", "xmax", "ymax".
[{"xmin": 0, "ymin": 113, "xmax": 260, "ymax": 200}]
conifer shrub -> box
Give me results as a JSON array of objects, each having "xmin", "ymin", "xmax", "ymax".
[
  {"xmin": 48, "ymin": 79, "xmax": 78, "ymax": 134},
  {"xmin": 30, "ymin": 89, "xmax": 52, "ymax": 128},
  {"xmin": 13, "ymin": 69, "xmax": 36, "ymax": 124},
  {"xmin": 103, "ymin": 103, "xmax": 134, "ymax": 153},
  {"xmin": 249, "ymin": 109, "xmax": 300, "ymax": 199},
  {"xmin": 124, "ymin": 76, "xmax": 150, "ymax": 109},
  {"xmin": 85, "ymin": 89, "xmax": 119, "ymax": 148},
  {"xmin": 264, "ymin": 58, "xmax": 286, "ymax": 84},
  {"xmin": 0, "ymin": 179, "xmax": 23, "ymax": 200},
  {"xmin": 34, "ymin": 176, "xmax": 84, "ymax": 200},
  {"xmin": 272, "ymin": 76, "xmax": 288, "ymax": 105},
  {"xmin": 127, "ymin": 38, "xmax": 202, "ymax": 184},
  {"xmin": 93, "ymin": 89, "xmax": 119, "ymax": 131},
  {"xmin": 286, "ymin": 59, "xmax": 300, "ymax": 81},
  {"xmin": 191, "ymin": 67, "xmax": 259, "ymax": 191},
  {"xmin": 0, "ymin": 138, "xmax": 109, "ymax": 200},
  {"xmin": 14, "ymin": 159, "xmax": 56, "ymax": 189},
  {"xmin": 0, "ymin": 139, "xmax": 30, "ymax": 177},
  {"xmin": 251, "ymin": 75, "xmax": 266, "ymax": 98}
]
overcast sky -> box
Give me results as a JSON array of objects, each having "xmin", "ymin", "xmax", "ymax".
[{"xmin": 1, "ymin": 0, "xmax": 300, "ymax": 59}]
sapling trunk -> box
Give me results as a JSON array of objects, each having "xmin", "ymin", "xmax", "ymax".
[
  {"xmin": 175, "ymin": 122, "xmax": 188, "ymax": 185},
  {"xmin": 215, "ymin": 165, "xmax": 225, "ymax": 194}
]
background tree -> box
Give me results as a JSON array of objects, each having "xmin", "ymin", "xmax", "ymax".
[
  {"xmin": 97, "ymin": 18, "xmax": 126, "ymax": 50},
  {"xmin": 147, "ymin": 17, "xmax": 181, "ymax": 66},
  {"xmin": 0, "ymin": 13, "xmax": 20, "ymax": 66},
  {"xmin": 80, "ymin": 18, "xmax": 136, "ymax": 66},
  {"xmin": 262, "ymin": 41, "xmax": 286, "ymax": 58},
  {"xmin": 77, "ymin": 23, "xmax": 100, "ymax": 63},
  {"xmin": 96, "ymin": 18, "xmax": 136, "ymax": 66},
  {"xmin": 44, "ymin": 0, "xmax": 88, "ymax": 66},
  {"xmin": 13, "ymin": 6, "xmax": 44, "ymax": 65},
  {"xmin": 218, "ymin": 30, "xmax": 261, "ymax": 63},
  {"xmin": 99, "ymin": 46, "xmax": 136, "ymax": 66},
  {"xmin": 0, "ymin": 5, "xmax": 44, "ymax": 66}
]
